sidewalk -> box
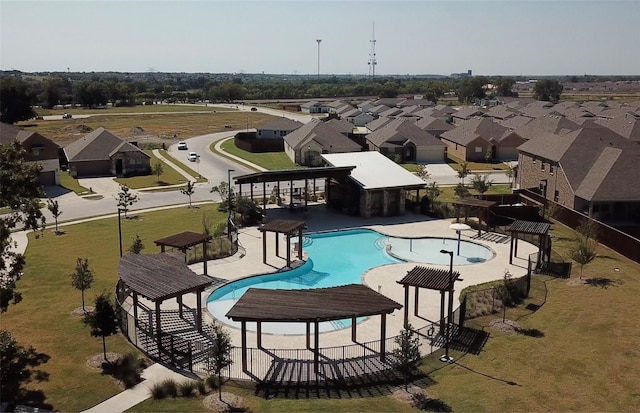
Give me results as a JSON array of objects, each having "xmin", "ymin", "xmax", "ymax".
[
  {"xmin": 213, "ymin": 137, "xmax": 267, "ymax": 172},
  {"xmin": 151, "ymin": 149, "xmax": 196, "ymax": 182}
]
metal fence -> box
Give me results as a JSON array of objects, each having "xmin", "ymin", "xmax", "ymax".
[{"xmin": 115, "ymin": 285, "xmax": 465, "ymax": 383}]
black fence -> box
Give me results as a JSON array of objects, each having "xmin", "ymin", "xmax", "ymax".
[{"xmin": 115, "ymin": 286, "xmax": 467, "ymax": 383}]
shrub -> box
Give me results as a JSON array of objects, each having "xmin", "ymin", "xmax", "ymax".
[
  {"xmin": 160, "ymin": 378, "xmax": 178, "ymax": 398},
  {"xmin": 196, "ymin": 379, "xmax": 207, "ymax": 395},
  {"xmin": 205, "ymin": 375, "xmax": 220, "ymax": 389},
  {"xmin": 178, "ymin": 380, "xmax": 197, "ymax": 397},
  {"xmin": 150, "ymin": 382, "xmax": 165, "ymax": 399}
]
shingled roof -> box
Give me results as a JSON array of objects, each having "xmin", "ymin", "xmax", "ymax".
[
  {"xmin": 441, "ymin": 117, "xmax": 510, "ymax": 145},
  {"xmin": 367, "ymin": 118, "xmax": 444, "ymax": 148},
  {"xmin": 283, "ymin": 118, "xmax": 360, "ymax": 151},
  {"xmin": 64, "ymin": 127, "xmax": 149, "ymax": 162}
]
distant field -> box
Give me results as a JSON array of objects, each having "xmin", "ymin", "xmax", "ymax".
[{"xmin": 16, "ymin": 108, "xmax": 277, "ymax": 147}]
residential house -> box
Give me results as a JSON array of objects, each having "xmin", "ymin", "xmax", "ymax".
[
  {"xmin": 517, "ymin": 125, "xmax": 640, "ymax": 222},
  {"xmin": 300, "ymin": 101, "xmax": 330, "ymax": 114},
  {"xmin": 414, "ymin": 116, "xmax": 456, "ymax": 139},
  {"xmin": 365, "ymin": 117, "xmax": 395, "ymax": 132},
  {"xmin": 343, "ymin": 108, "xmax": 374, "ymax": 127},
  {"xmin": 440, "ymin": 117, "xmax": 525, "ymax": 162},
  {"xmin": 0, "ymin": 123, "xmax": 61, "ymax": 186},
  {"xmin": 283, "ymin": 118, "xmax": 361, "ymax": 166},
  {"xmin": 451, "ymin": 107, "xmax": 486, "ymax": 124},
  {"xmin": 595, "ymin": 110, "xmax": 640, "ymax": 141},
  {"xmin": 64, "ymin": 127, "xmax": 150, "ymax": 178},
  {"xmin": 513, "ymin": 115, "xmax": 580, "ymax": 141},
  {"xmin": 366, "ymin": 118, "xmax": 445, "ymax": 163},
  {"xmin": 256, "ymin": 118, "xmax": 303, "ymax": 139}
]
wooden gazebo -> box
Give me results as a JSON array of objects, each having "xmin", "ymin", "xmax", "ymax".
[
  {"xmin": 257, "ymin": 219, "xmax": 306, "ymax": 267},
  {"xmin": 397, "ymin": 266, "xmax": 461, "ymax": 333},
  {"xmin": 154, "ymin": 231, "xmax": 213, "ymax": 275},
  {"xmin": 507, "ymin": 220, "xmax": 551, "ymax": 268},
  {"xmin": 452, "ymin": 198, "xmax": 496, "ymax": 236},
  {"xmin": 118, "ymin": 253, "xmax": 212, "ymax": 351},
  {"xmin": 225, "ymin": 284, "xmax": 402, "ymax": 373}
]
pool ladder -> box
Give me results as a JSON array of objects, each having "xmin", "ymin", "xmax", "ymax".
[{"xmin": 373, "ymin": 236, "xmax": 389, "ymax": 251}]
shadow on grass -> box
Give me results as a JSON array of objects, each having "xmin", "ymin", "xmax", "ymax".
[
  {"xmin": 451, "ymin": 360, "xmax": 521, "ymax": 387},
  {"xmin": 412, "ymin": 392, "xmax": 453, "ymax": 412},
  {"xmin": 515, "ymin": 327, "xmax": 545, "ymax": 338},
  {"xmin": 585, "ymin": 277, "xmax": 621, "ymax": 289}
]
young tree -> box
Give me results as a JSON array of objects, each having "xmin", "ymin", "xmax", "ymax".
[
  {"xmin": 116, "ymin": 184, "xmax": 138, "ymax": 218},
  {"xmin": 210, "ymin": 181, "xmax": 235, "ymax": 213},
  {"xmin": 391, "ymin": 324, "xmax": 422, "ymax": 391},
  {"xmin": 569, "ymin": 237, "xmax": 597, "ymax": 280},
  {"xmin": 414, "ymin": 165, "xmax": 431, "ymax": 181},
  {"xmin": 205, "ymin": 321, "xmax": 233, "ymax": 401},
  {"xmin": 495, "ymin": 270, "xmax": 514, "ymax": 322},
  {"xmin": 70, "ymin": 257, "xmax": 94, "ymax": 312},
  {"xmin": 180, "ymin": 181, "xmax": 196, "ymax": 208},
  {"xmin": 0, "ymin": 330, "xmax": 49, "ymax": 407},
  {"xmin": 85, "ymin": 293, "xmax": 118, "ymax": 360},
  {"xmin": 46, "ymin": 198, "xmax": 62, "ymax": 234},
  {"xmin": 457, "ymin": 161, "xmax": 470, "ymax": 185},
  {"xmin": 128, "ymin": 234, "xmax": 144, "ymax": 254},
  {"xmin": 1, "ymin": 141, "xmax": 46, "ymax": 313},
  {"xmin": 151, "ymin": 160, "xmax": 164, "ymax": 183},
  {"xmin": 505, "ymin": 163, "xmax": 514, "ymax": 186},
  {"xmin": 470, "ymin": 174, "xmax": 493, "ymax": 199},
  {"xmin": 454, "ymin": 183, "xmax": 471, "ymax": 199}
]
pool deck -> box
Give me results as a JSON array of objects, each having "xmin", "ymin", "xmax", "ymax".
[{"xmin": 157, "ymin": 203, "xmax": 537, "ymax": 351}]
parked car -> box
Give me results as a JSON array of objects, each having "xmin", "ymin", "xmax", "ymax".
[
  {"xmin": 62, "ymin": 113, "xmax": 72, "ymax": 119},
  {"xmin": 177, "ymin": 141, "xmax": 188, "ymax": 150},
  {"xmin": 250, "ymin": 107, "xmax": 258, "ymax": 111},
  {"xmin": 188, "ymin": 151, "xmax": 199, "ymax": 162}
]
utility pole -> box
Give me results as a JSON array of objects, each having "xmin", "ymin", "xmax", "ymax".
[
  {"xmin": 368, "ymin": 22, "xmax": 377, "ymax": 79},
  {"xmin": 316, "ymin": 39, "xmax": 322, "ymax": 80}
]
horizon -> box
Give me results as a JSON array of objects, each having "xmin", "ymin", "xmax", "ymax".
[{"xmin": 2, "ymin": 1, "xmax": 639, "ymax": 76}]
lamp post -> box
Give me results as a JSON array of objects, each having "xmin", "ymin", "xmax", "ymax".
[
  {"xmin": 440, "ymin": 249, "xmax": 454, "ymax": 363},
  {"xmin": 118, "ymin": 208, "xmax": 124, "ymax": 257},
  {"xmin": 227, "ymin": 169, "xmax": 234, "ymax": 239}
]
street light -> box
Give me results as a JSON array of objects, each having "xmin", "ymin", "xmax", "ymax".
[
  {"xmin": 440, "ymin": 249, "xmax": 454, "ymax": 363},
  {"xmin": 117, "ymin": 208, "xmax": 125, "ymax": 257},
  {"xmin": 227, "ymin": 169, "xmax": 235, "ymax": 240}
]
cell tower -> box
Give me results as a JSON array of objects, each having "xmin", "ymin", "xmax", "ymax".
[{"xmin": 368, "ymin": 22, "xmax": 377, "ymax": 79}]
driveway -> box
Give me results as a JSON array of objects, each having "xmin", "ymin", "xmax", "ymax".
[{"xmin": 78, "ymin": 177, "xmax": 122, "ymax": 196}]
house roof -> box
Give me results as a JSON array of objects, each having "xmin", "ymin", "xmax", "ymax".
[
  {"xmin": 366, "ymin": 116, "xmax": 395, "ymax": 132},
  {"xmin": 452, "ymin": 106, "xmax": 486, "ymax": 120},
  {"xmin": 500, "ymin": 115, "xmax": 534, "ymax": 130},
  {"xmin": 414, "ymin": 116, "xmax": 456, "ymax": 134},
  {"xmin": 514, "ymin": 115, "xmax": 580, "ymax": 141},
  {"xmin": 367, "ymin": 118, "xmax": 444, "ymax": 148},
  {"xmin": 324, "ymin": 118, "xmax": 354, "ymax": 135},
  {"xmin": 283, "ymin": 118, "xmax": 360, "ymax": 151},
  {"xmin": 15, "ymin": 131, "xmax": 60, "ymax": 161},
  {"xmin": 257, "ymin": 117, "xmax": 303, "ymax": 132},
  {"xmin": 322, "ymin": 151, "xmax": 426, "ymax": 190},
  {"xmin": 441, "ymin": 117, "xmax": 510, "ymax": 145},
  {"xmin": 0, "ymin": 122, "xmax": 21, "ymax": 144},
  {"xmin": 574, "ymin": 146, "xmax": 640, "ymax": 201},
  {"xmin": 64, "ymin": 127, "xmax": 149, "ymax": 162},
  {"xmin": 595, "ymin": 115, "xmax": 640, "ymax": 141}
]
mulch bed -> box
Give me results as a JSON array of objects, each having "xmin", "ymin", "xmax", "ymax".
[
  {"xmin": 86, "ymin": 352, "xmax": 124, "ymax": 369},
  {"xmin": 71, "ymin": 306, "xmax": 95, "ymax": 317},
  {"xmin": 489, "ymin": 318, "xmax": 521, "ymax": 334}
]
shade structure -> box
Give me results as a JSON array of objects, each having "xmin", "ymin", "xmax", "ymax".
[{"xmin": 449, "ymin": 223, "xmax": 471, "ymax": 255}]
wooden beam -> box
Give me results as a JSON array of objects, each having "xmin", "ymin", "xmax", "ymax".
[
  {"xmin": 414, "ymin": 286, "xmax": 419, "ymax": 317},
  {"xmin": 177, "ymin": 295, "xmax": 183, "ymax": 318},
  {"xmin": 241, "ymin": 321, "xmax": 247, "ymax": 372},
  {"xmin": 403, "ymin": 284, "xmax": 409, "ymax": 329},
  {"xmin": 351, "ymin": 317, "xmax": 357, "ymax": 342},
  {"xmin": 257, "ymin": 321, "xmax": 262, "ymax": 349},
  {"xmin": 202, "ymin": 240, "xmax": 208, "ymax": 276},
  {"xmin": 380, "ymin": 313, "xmax": 387, "ymax": 362},
  {"xmin": 262, "ymin": 231, "xmax": 267, "ymax": 264},
  {"xmin": 155, "ymin": 300, "xmax": 162, "ymax": 353},
  {"xmin": 196, "ymin": 289, "xmax": 202, "ymax": 332},
  {"xmin": 314, "ymin": 320, "xmax": 319, "ymax": 373}
]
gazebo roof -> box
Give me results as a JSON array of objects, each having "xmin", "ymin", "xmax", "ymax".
[
  {"xmin": 118, "ymin": 253, "xmax": 212, "ymax": 301},
  {"xmin": 258, "ymin": 219, "xmax": 306, "ymax": 234},
  {"xmin": 397, "ymin": 266, "xmax": 461, "ymax": 291},
  {"xmin": 153, "ymin": 231, "xmax": 213, "ymax": 249},
  {"xmin": 225, "ymin": 284, "xmax": 402, "ymax": 322},
  {"xmin": 507, "ymin": 220, "xmax": 551, "ymax": 235}
]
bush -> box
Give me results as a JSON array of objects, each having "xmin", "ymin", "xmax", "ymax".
[
  {"xmin": 160, "ymin": 378, "xmax": 178, "ymax": 398},
  {"xmin": 205, "ymin": 375, "xmax": 220, "ymax": 389},
  {"xmin": 178, "ymin": 380, "xmax": 197, "ymax": 397},
  {"xmin": 196, "ymin": 379, "xmax": 207, "ymax": 395},
  {"xmin": 101, "ymin": 352, "xmax": 146, "ymax": 389},
  {"xmin": 150, "ymin": 382, "xmax": 165, "ymax": 399}
]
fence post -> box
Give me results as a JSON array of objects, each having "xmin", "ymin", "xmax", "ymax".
[{"xmin": 188, "ymin": 342, "xmax": 193, "ymax": 372}]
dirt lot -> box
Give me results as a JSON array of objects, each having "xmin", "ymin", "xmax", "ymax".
[{"xmin": 17, "ymin": 111, "xmax": 277, "ymax": 148}]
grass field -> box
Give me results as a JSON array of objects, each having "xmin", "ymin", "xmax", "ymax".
[
  {"xmin": 17, "ymin": 109, "xmax": 277, "ymax": 148},
  {"xmin": 114, "ymin": 150, "xmax": 189, "ymax": 189},
  {"xmin": 215, "ymin": 139, "xmax": 300, "ymax": 171},
  {"xmin": 4, "ymin": 204, "xmax": 226, "ymax": 412},
  {"xmin": 33, "ymin": 103, "xmax": 222, "ymax": 116}
]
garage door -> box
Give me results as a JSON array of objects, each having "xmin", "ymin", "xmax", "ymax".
[
  {"xmin": 39, "ymin": 171, "xmax": 56, "ymax": 186},
  {"xmin": 75, "ymin": 161, "xmax": 110, "ymax": 177}
]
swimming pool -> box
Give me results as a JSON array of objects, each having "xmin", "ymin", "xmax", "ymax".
[{"xmin": 206, "ymin": 228, "xmax": 493, "ymax": 334}]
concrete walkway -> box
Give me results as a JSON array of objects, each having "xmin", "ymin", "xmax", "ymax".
[{"xmin": 151, "ymin": 149, "xmax": 198, "ymax": 182}]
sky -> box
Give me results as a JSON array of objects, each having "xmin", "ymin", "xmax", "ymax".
[{"xmin": 1, "ymin": 0, "xmax": 639, "ymax": 76}]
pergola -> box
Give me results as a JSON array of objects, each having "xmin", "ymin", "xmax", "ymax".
[
  {"xmin": 452, "ymin": 198, "xmax": 496, "ymax": 236},
  {"xmin": 154, "ymin": 231, "xmax": 213, "ymax": 275},
  {"xmin": 507, "ymin": 220, "xmax": 552, "ymax": 268},
  {"xmin": 225, "ymin": 284, "xmax": 402, "ymax": 373},
  {"xmin": 234, "ymin": 166, "xmax": 355, "ymax": 211},
  {"xmin": 397, "ymin": 266, "xmax": 461, "ymax": 333},
  {"xmin": 118, "ymin": 253, "xmax": 212, "ymax": 351},
  {"xmin": 257, "ymin": 219, "xmax": 306, "ymax": 267}
]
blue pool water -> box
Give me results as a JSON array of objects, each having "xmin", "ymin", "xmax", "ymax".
[{"xmin": 206, "ymin": 228, "xmax": 493, "ymax": 335}]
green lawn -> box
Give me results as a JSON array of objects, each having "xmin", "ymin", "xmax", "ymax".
[
  {"xmin": 158, "ymin": 150, "xmax": 207, "ymax": 183},
  {"xmin": 436, "ymin": 183, "xmax": 513, "ymax": 202},
  {"xmin": 4, "ymin": 204, "xmax": 226, "ymax": 412},
  {"xmin": 59, "ymin": 171, "xmax": 90, "ymax": 194},
  {"xmin": 214, "ymin": 139, "xmax": 300, "ymax": 171},
  {"xmin": 115, "ymin": 150, "xmax": 189, "ymax": 189}
]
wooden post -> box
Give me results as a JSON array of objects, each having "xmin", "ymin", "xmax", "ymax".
[
  {"xmin": 177, "ymin": 295, "xmax": 183, "ymax": 319},
  {"xmin": 298, "ymin": 227, "xmax": 303, "ymax": 260},
  {"xmin": 262, "ymin": 232, "xmax": 267, "ymax": 264},
  {"xmin": 439, "ymin": 291, "xmax": 445, "ymax": 334},
  {"xmin": 275, "ymin": 232, "xmax": 279, "ymax": 257},
  {"xmin": 380, "ymin": 313, "xmax": 387, "ymax": 362},
  {"xmin": 155, "ymin": 300, "xmax": 162, "ymax": 352},
  {"xmin": 306, "ymin": 322, "xmax": 311, "ymax": 349},
  {"xmin": 286, "ymin": 233, "xmax": 291, "ymax": 267},
  {"xmin": 509, "ymin": 232, "xmax": 514, "ymax": 264},
  {"xmin": 196, "ymin": 290, "xmax": 202, "ymax": 332},
  {"xmin": 202, "ymin": 240, "xmax": 208, "ymax": 276},
  {"xmin": 414, "ymin": 286, "xmax": 419, "ymax": 317},
  {"xmin": 263, "ymin": 182, "xmax": 267, "ymax": 209},
  {"xmin": 403, "ymin": 284, "xmax": 409, "ymax": 328},
  {"xmin": 351, "ymin": 317, "xmax": 357, "ymax": 342},
  {"xmin": 314, "ymin": 321, "xmax": 319, "ymax": 373},
  {"xmin": 257, "ymin": 321, "xmax": 262, "ymax": 349},
  {"xmin": 241, "ymin": 321, "xmax": 247, "ymax": 372}
]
